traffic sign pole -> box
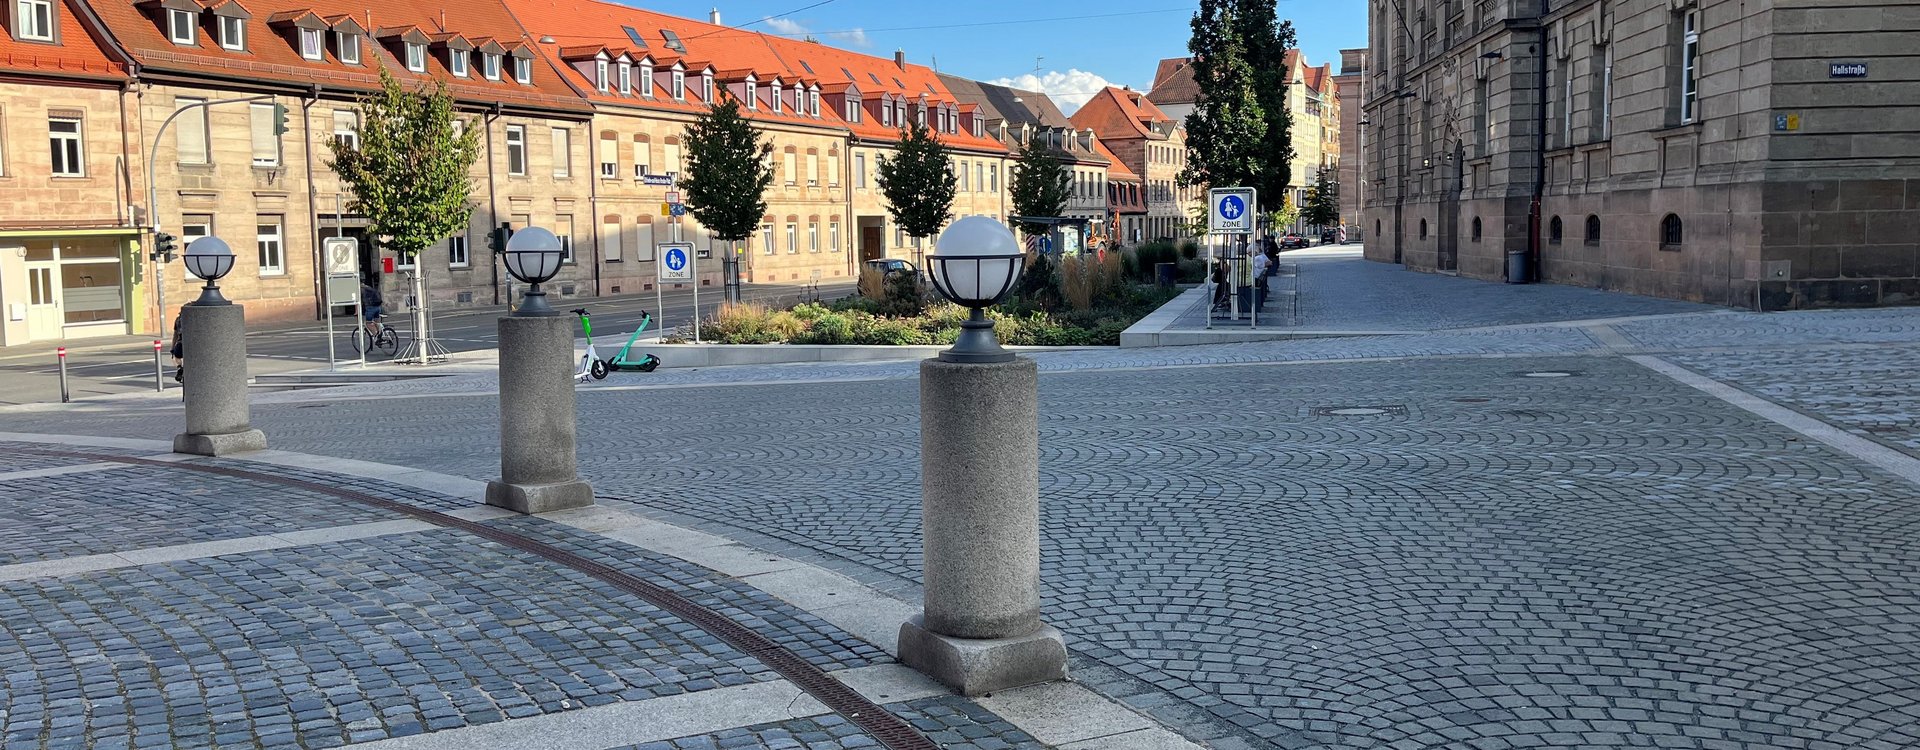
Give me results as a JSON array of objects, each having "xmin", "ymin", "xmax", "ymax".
[{"xmin": 691, "ymin": 248, "xmax": 700, "ymax": 343}]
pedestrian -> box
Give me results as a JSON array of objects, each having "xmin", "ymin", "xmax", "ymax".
[
  {"xmin": 1251, "ymin": 250, "xmax": 1271, "ymax": 309},
  {"xmin": 1211, "ymin": 258, "xmax": 1230, "ymax": 311},
  {"xmin": 169, "ymin": 304, "xmax": 188, "ymax": 382},
  {"xmin": 1261, "ymin": 236, "xmax": 1281, "ymax": 276}
]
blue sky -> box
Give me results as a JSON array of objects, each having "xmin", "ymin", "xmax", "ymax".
[{"xmin": 629, "ymin": 0, "xmax": 1366, "ymax": 112}]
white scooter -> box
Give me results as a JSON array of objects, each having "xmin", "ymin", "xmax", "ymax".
[{"xmin": 570, "ymin": 309, "xmax": 609, "ymax": 382}]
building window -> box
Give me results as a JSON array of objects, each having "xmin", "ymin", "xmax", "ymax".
[
  {"xmin": 249, "ymin": 103, "xmax": 280, "ymax": 167},
  {"xmin": 594, "ymin": 58, "xmax": 609, "ymax": 92},
  {"xmin": 1472, "ymin": 217, "xmax": 1483, "ymax": 242},
  {"xmin": 829, "ymin": 221, "xmax": 840, "ymax": 253},
  {"xmin": 450, "ymin": 49, "xmax": 468, "ymax": 77},
  {"xmin": 1585, "ymin": 215, "xmax": 1601, "ymax": 245},
  {"xmin": 772, "ymin": 83, "xmax": 783, "ymax": 113},
  {"xmin": 786, "ymin": 223, "xmax": 797, "ymax": 254},
  {"xmin": 48, "ymin": 116, "xmax": 82, "ymax": 176},
  {"xmin": 846, "ymin": 99, "xmax": 860, "ymax": 123},
  {"xmin": 1419, "ymin": 219, "xmax": 1428, "ymax": 239},
  {"xmin": 331, "ymin": 109, "xmax": 358, "ymax": 151},
  {"xmin": 702, "ymin": 73, "xmax": 713, "ymax": 101},
  {"xmin": 218, "ymin": 15, "xmax": 245, "ymax": 50},
  {"xmin": 640, "ymin": 65, "xmax": 654, "ymax": 96},
  {"xmin": 761, "ymin": 223, "xmax": 775, "ymax": 255},
  {"xmin": 337, "ymin": 32, "xmax": 360, "ymax": 64},
  {"xmin": 600, "ymin": 136, "xmax": 617, "ymax": 178},
  {"xmin": 483, "ymin": 53, "xmax": 501, "ymax": 80},
  {"xmin": 514, "ymin": 56, "xmax": 531, "ymax": 84},
  {"xmin": 781, "ymin": 151, "xmax": 796, "ymax": 184},
  {"xmin": 15, "ymin": 0, "xmax": 53, "ymax": 41},
  {"xmin": 990, "ymin": 165, "xmax": 998, "ymax": 192},
  {"xmin": 664, "ymin": 142, "xmax": 681, "ymax": 175},
  {"xmin": 256, "ymin": 217, "xmax": 284, "ymax": 275},
  {"xmin": 601, "ymin": 218, "xmax": 621, "ymax": 261},
  {"xmin": 617, "ymin": 62, "xmax": 631, "ymax": 95},
  {"xmin": 551, "ymin": 127, "xmax": 570, "ymax": 177},
  {"xmin": 1476, "ymin": 77, "xmax": 1491, "ymax": 154},
  {"xmin": 556, "ymin": 215, "xmax": 575, "ymax": 263},
  {"xmin": 1660, "ymin": 214, "xmax": 1683, "ymax": 249},
  {"xmin": 810, "ymin": 91, "xmax": 820, "ymax": 117},
  {"xmin": 299, "ymin": 28, "xmax": 323, "ymax": 60},
  {"xmin": 1678, "ymin": 10, "xmax": 1700, "ymax": 124},
  {"xmin": 167, "ymin": 8, "xmax": 196, "ymax": 45},
  {"xmin": 854, "ymin": 153, "xmax": 866, "ymax": 188},
  {"xmin": 174, "ymin": 98, "xmax": 210, "ymax": 164},
  {"xmin": 402, "ymin": 42, "xmax": 425, "ymax": 72},
  {"xmin": 506, "ymin": 125, "xmax": 526, "ymax": 175},
  {"xmin": 633, "ymin": 140, "xmax": 648, "ymax": 177},
  {"xmin": 745, "ymin": 81, "xmax": 758, "ymax": 110},
  {"xmin": 1548, "ymin": 216, "xmax": 1563, "ymax": 244},
  {"xmin": 881, "ymin": 103, "xmax": 891, "ymax": 127},
  {"xmin": 1598, "ymin": 44, "xmax": 1613, "ymax": 139},
  {"xmin": 672, "ymin": 70, "xmax": 685, "ymax": 100},
  {"xmin": 449, "ymin": 233, "xmax": 469, "ymax": 267},
  {"xmin": 808, "ymin": 221, "xmax": 819, "ymax": 252}
]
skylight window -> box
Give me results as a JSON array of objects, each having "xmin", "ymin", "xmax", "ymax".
[
  {"xmin": 799, "ymin": 60, "xmax": 815, "ymax": 74},
  {"xmin": 622, "ymin": 25, "xmax": 647, "ymax": 48},
  {"xmin": 660, "ymin": 29, "xmax": 684, "ymax": 52},
  {"xmin": 841, "ymin": 67, "xmax": 855, "ymax": 81},
  {"xmin": 868, "ymin": 72, "xmax": 881, "ymax": 86}
]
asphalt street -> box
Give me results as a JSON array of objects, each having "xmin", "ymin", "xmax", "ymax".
[{"xmin": 0, "ymin": 279, "xmax": 854, "ymax": 405}]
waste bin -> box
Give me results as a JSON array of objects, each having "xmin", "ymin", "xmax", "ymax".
[
  {"xmin": 1155, "ymin": 262, "xmax": 1177, "ymax": 288},
  {"xmin": 1506, "ymin": 250, "xmax": 1532, "ymax": 284}
]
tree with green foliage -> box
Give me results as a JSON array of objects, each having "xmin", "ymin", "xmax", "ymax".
[
  {"xmin": 1180, "ymin": 0, "xmax": 1296, "ymax": 213},
  {"xmin": 876, "ymin": 122, "xmax": 957, "ymax": 264},
  {"xmin": 1300, "ymin": 168, "xmax": 1339, "ymax": 228},
  {"xmin": 1008, "ymin": 140, "xmax": 1073, "ymax": 238},
  {"xmin": 681, "ymin": 100, "xmax": 775, "ymax": 298},
  {"xmin": 328, "ymin": 68, "xmax": 480, "ymax": 358}
]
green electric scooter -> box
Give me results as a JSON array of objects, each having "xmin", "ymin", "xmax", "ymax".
[{"xmin": 603, "ymin": 310, "xmax": 662, "ymax": 373}]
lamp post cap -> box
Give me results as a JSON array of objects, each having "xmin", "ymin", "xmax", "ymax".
[{"xmin": 932, "ymin": 216, "xmax": 1020, "ymax": 259}]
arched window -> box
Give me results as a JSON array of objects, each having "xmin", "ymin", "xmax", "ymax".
[
  {"xmin": 1419, "ymin": 219, "xmax": 1428, "ymax": 239},
  {"xmin": 1548, "ymin": 216, "xmax": 1563, "ymax": 245},
  {"xmin": 1584, "ymin": 215, "xmax": 1600, "ymax": 245},
  {"xmin": 1375, "ymin": 219, "xmax": 1382, "ymax": 237},
  {"xmin": 1660, "ymin": 214, "xmax": 1683, "ymax": 249},
  {"xmin": 1471, "ymin": 217, "xmax": 1482, "ymax": 242}
]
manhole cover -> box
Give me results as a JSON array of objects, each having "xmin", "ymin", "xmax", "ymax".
[
  {"xmin": 1311, "ymin": 405, "xmax": 1409, "ymax": 417},
  {"xmin": 1520, "ymin": 371, "xmax": 1578, "ymax": 378}
]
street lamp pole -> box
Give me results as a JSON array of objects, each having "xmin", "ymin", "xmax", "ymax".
[{"xmin": 145, "ymin": 95, "xmax": 277, "ymax": 338}]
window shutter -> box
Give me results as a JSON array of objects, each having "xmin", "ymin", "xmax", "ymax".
[
  {"xmin": 602, "ymin": 219, "xmax": 622, "ymax": 261},
  {"xmin": 250, "ymin": 105, "xmax": 277, "ymax": 165}
]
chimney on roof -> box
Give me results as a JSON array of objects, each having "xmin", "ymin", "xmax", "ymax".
[
  {"xmin": 894, "ymin": 49, "xmax": 906, "ymax": 70},
  {"xmin": 710, "ymin": 8, "xmax": 721, "ymax": 24}
]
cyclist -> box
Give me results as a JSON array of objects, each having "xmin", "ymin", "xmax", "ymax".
[{"xmin": 360, "ymin": 281, "xmax": 384, "ymax": 338}]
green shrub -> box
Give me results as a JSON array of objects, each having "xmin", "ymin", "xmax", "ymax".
[
  {"xmin": 1178, "ymin": 240, "xmax": 1200, "ymax": 260},
  {"xmin": 792, "ymin": 312, "xmax": 853, "ymax": 344}
]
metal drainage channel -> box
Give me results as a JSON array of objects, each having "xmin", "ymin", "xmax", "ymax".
[{"xmin": 19, "ymin": 449, "xmax": 941, "ymax": 750}]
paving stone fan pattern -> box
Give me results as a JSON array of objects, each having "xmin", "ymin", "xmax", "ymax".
[{"xmin": 605, "ymin": 696, "xmax": 1042, "ymax": 750}]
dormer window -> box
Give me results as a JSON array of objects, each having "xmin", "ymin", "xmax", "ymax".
[
  {"xmin": 881, "ymin": 102, "xmax": 891, "ymax": 127},
  {"xmin": 745, "ymin": 81, "xmax": 757, "ymax": 110},
  {"xmin": 595, "ymin": 58, "xmax": 608, "ymax": 92},
  {"xmin": 769, "ymin": 82, "xmax": 781, "ymax": 113},
  {"xmin": 617, "ymin": 62, "xmax": 631, "ymax": 95},
  {"xmin": 405, "ymin": 42, "xmax": 426, "ymax": 72},
  {"xmin": 701, "ymin": 72, "xmax": 713, "ymax": 101},
  {"xmin": 846, "ymin": 98, "xmax": 860, "ymax": 123},
  {"xmin": 483, "ymin": 53, "xmax": 501, "ymax": 80},
  {"xmin": 639, "ymin": 64, "xmax": 654, "ymax": 96},
  {"xmin": 672, "ymin": 69, "xmax": 685, "ymax": 100},
  {"xmin": 337, "ymin": 31, "xmax": 361, "ymax": 64},
  {"xmin": 14, "ymin": 0, "xmax": 54, "ymax": 41},
  {"xmin": 218, "ymin": 15, "xmax": 245, "ymax": 50},
  {"xmin": 167, "ymin": 8, "xmax": 196, "ymax": 45},
  {"xmin": 299, "ymin": 27, "xmax": 322, "ymax": 59},
  {"xmin": 810, "ymin": 91, "xmax": 820, "ymax": 117},
  {"xmin": 450, "ymin": 49, "xmax": 468, "ymax": 76},
  {"xmin": 513, "ymin": 56, "xmax": 530, "ymax": 83}
]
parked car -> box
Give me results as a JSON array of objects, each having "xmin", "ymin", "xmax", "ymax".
[
  {"xmin": 1278, "ymin": 233, "xmax": 1310, "ymax": 250},
  {"xmin": 862, "ymin": 258, "xmax": 918, "ymax": 277}
]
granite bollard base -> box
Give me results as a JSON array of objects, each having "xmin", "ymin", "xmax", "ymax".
[
  {"xmin": 484, "ymin": 479, "xmax": 594, "ymax": 515},
  {"xmin": 171, "ymin": 429, "xmax": 267, "ymax": 457},
  {"xmin": 897, "ymin": 615, "xmax": 1068, "ymax": 696}
]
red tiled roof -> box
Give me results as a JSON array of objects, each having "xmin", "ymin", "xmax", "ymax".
[
  {"xmin": 1147, "ymin": 57, "xmax": 1197, "ymax": 106},
  {"xmin": 0, "ymin": 0, "xmax": 127, "ymax": 81},
  {"xmin": 89, "ymin": 0, "xmax": 587, "ymax": 113},
  {"xmin": 1070, "ymin": 86, "xmax": 1173, "ymax": 141},
  {"xmin": 1096, "ymin": 141, "xmax": 1136, "ymax": 179}
]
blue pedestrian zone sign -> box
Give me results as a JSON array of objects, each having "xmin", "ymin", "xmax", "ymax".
[
  {"xmin": 1208, "ymin": 187, "xmax": 1257, "ymax": 233},
  {"xmin": 660, "ymin": 244, "xmax": 693, "ymax": 280}
]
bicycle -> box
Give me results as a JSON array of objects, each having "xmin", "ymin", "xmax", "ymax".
[{"xmin": 352, "ymin": 314, "xmax": 400, "ymax": 357}]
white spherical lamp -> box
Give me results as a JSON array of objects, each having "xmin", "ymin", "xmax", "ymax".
[
  {"xmin": 183, "ymin": 236, "xmax": 236, "ymax": 305},
  {"xmin": 503, "ymin": 227, "xmax": 565, "ymax": 316},
  {"xmin": 927, "ymin": 216, "xmax": 1026, "ymax": 363}
]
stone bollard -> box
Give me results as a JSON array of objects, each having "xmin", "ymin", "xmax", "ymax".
[
  {"xmin": 897, "ymin": 356, "xmax": 1067, "ymax": 696},
  {"xmin": 485, "ymin": 314, "xmax": 593, "ymax": 513},
  {"xmin": 172, "ymin": 304, "xmax": 266, "ymax": 456}
]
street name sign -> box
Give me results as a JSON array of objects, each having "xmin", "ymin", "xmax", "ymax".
[
  {"xmin": 1208, "ymin": 187, "xmax": 1257, "ymax": 234},
  {"xmin": 659, "ymin": 243, "xmax": 693, "ymax": 281}
]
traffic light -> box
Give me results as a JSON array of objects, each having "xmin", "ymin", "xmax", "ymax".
[
  {"xmin": 271, "ymin": 103, "xmax": 290, "ymax": 136},
  {"xmin": 489, "ymin": 224, "xmax": 512, "ymax": 253},
  {"xmin": 153, "ymin": 232, "xmax": 178, "ymax": 263}
]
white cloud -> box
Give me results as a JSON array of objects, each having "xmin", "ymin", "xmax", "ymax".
[
  {"xmin": 761, "ymin": 17, "xmax": 809, "ymax": 36},
  {"xmin": 828, "ymin": 28, "xmax": 871, "ymax": 48},
  {"xmin": 987, "ymin": 69, "xmax": 1116, "ymax": 115}
]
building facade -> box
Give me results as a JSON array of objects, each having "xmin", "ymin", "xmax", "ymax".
[
  {"xmin": 936, "ymin": 75, "xmax": 1098, "ymax": 243},
  {"xmin": 1073, "ymin": 86, "xmax": 1197, "ymax": 241},
  {"xmin": 1363, "ymin": 0, "xmax": 1920, "ymax": 307},
  {"xmin": 1332, "ymin": 48, "xmax": 1368, "ymax": 234}
]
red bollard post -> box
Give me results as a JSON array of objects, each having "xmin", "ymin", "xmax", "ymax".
[
  {"xmin": 154, "ymin": 340, "xmax": 165, "ymax": 391},
  {"xmin": 56, "ymin": 347, "xmax": 70, "ymax": 403}
]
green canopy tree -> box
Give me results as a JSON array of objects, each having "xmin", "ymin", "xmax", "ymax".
[
  {"xmin": 680, "ymin": 100, "xmax": 774, "ymax": 299},
  {"xmin": 1300, "ymin": 168, "xmax": 1339, "ymax": 228},
  {"xmin": 1008, "ymin": 140, "xmax": 1073, "ymax": 238},
  {"xmin": 1238, "ymin": 0, "xmax": 1297, "ymax": 209},
  {"xmin": 876, "ymin": 122, "xmax": 957, "ymax": 266},
  {"xmin": 1179, "ymin": 0, "xmax": 1265, "ymax": 195},
  {"xmin": 327, "ymin": 67, "xmax": 480, "ymax": 360}
]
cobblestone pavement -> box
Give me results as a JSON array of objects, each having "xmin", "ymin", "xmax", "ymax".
[
  {"xmin": 604, "ymin": 696, "xmax": 1039, "ymax": 750},
  {"xmin": 1285, "ymin": 254, "xmax": 1720, "ymax": 330},
  {"xmin": 6, "ymin": 303, "xmax": 1920, "ymax": 748}
]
